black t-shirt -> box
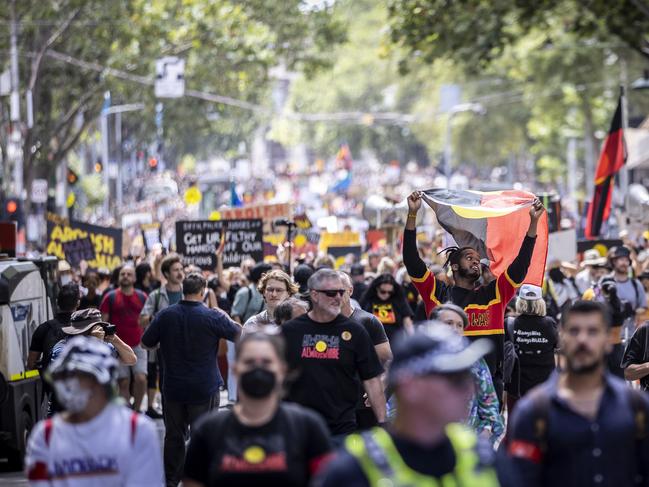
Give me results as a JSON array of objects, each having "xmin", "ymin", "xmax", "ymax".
[
  {"xmin": 282, "ymin": 314, "xmax": 384, "ymax": 435},
  {"xmin": 316, "ymin": 431, "xmax": 495, "ymax": 487},
  {"xmin": 352, "ymin": 282, "xmax": 368, "ymax": 302},
  {"xmin": 184, "ymin": 403, "xmax": 332, "ymax": 487},
  {"xmin": 512, "ymin": 314, "xmax": 558, "ymax": 395},
  {"xmin": 622, "ymin": 322, "xmax": 649, "ymax": 391},
  {"xmin": 363, "ymin": 297, "xmax": 413, "ymax": 343},
  {"xmin": 403, "ymin": 282, "xmax": 419, "ymax": 314},
  {"xmin": 29, "ymin": 312, "xmax": 72, "ymax": 367},
  {"xmin": 350, "ymin": 308, "xmax": 388, "ymax": 346},
  {"xmin": 78, "ymin": 293, "xmax": 102, "ymax": 310}
]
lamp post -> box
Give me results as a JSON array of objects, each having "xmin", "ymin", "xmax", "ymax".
[
  {"xmin": 101, "ymin": 102, "xmax": 144, "ymax": 215},
  {"xmin": 443, "ymin": 103, "xmax": 486, "ymax": 188}
]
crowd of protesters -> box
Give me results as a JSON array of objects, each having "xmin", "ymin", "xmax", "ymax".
[{"xmin": 22, "ymin": 189, "xmax": 649, "ymax": 487}]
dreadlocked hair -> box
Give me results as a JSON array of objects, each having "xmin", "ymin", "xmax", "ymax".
[{"xmin": 439, "ymin": 246, "xmax": 475, "ymax": 269}]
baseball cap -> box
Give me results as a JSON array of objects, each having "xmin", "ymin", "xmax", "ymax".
[
  {"xmin": 58, "ymin": 260, "xmax": 72, "ymax": 272},
  {"xmin": 608, "ymin": 246, "xmax": 631, "ymax": 260},
  {"xmin": 47, "ymin": 335, "xmax": 118, "ymax": 385},
  {"xmin": 387, "ymin": 325, "xmax": 492, "ymax": 386},
  {"xmin": 519, "ymin": 284, "xmax": 542, "ymax": 301},
  {"xmin": 62, "ymin": 308, "xmax": 103, "ymax": 336},
  {"xmin": 350, "ymin": 263, "xmax": 365, "ymax": 276}
]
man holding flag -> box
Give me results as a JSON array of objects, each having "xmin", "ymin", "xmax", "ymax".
[{"xmin": 403, "ymin": 189, "xmax": 547, "ymax": 401}]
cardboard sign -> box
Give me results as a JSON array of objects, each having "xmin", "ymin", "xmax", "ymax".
[
  {"xmin": 319, "ymin": 231, "xmax": 361, "ymax": 252},
  {"xmin": 547, "ymin": 229, "xmax": 577, "ymax": 264},
  {"xmin": 175, "ymin": 219, "xmax": 263, "ymax": 269},
  {"xmin": 141, "ymin": 223, "xmax": 162, "ymax": 253},
  {"xmin": 46, "ymin": 213, "xmax": 122, "ymax": 270},
  {"xmin": 219, "ymin": 203, "xmax": 292, "ymax": 234},
  {"xmin": 62, "ymin": 237, "xmax": 96, "ymax": 267}
]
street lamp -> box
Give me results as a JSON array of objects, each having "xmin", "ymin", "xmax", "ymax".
[{"xmin": 443, "ymin": 103, "xmax": 486, "ymax": 188}]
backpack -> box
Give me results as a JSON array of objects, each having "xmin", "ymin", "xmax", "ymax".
[
  {"xmin": 105, "ymin": 289, "xmax": 147, "ymax": 316},
  {"xmin": 40, "ymin": 319, "xmax": 68, "ymax": 370},
  {"xmin": 42, "ymin": 410, "xmax": 140, "ymax": 447}
]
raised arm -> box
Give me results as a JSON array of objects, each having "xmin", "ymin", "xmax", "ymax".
[
  {"xmin": 403, "ymin": 191, "xmax": 428, "ymax": 279},
  {"xmin": 505, "ymin": 198, "xmax": 545, "ymax": 284}
]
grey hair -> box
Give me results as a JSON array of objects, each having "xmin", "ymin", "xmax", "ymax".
[
  {"xmin": 338, "ymin": 271, "xmax": 353, "ymax": 288},
  {"xmin": 307, "ymin": 268, "xmax": 342, "ymax": 290}
]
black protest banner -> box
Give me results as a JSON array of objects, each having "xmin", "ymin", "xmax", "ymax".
[
  {"xmin": 46, "ymin": 213, "xmax": 122, "ymax": 270},
  {"xmin": 62, "ymin": 237, "xmax": 95, "ymax": 267},
  {"xmin": 577, "ymin": 239, "xmax": 623, "ymax": 255},
  {"xmin": 175, "ymin": 219, "xmax": 263, "ymax": 270},
  {"xmin": 328, "ymin": 245, "xmax": 362, "ymax": 269},
  {"xmin": 141, "ymin": 223, "xmax": 162, "ymax": 253}
]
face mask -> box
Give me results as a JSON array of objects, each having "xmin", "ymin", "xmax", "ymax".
[
  {"xmin": 240, "ymin": 367, "xmax": 276, "ymax": 399},
  {"xmin": 53, "ymin": 377, "xmax": 92, "ymax": 413},
  {"xmin": 60, "ymin": 274, "xmax": 73, "ymax": 286}
]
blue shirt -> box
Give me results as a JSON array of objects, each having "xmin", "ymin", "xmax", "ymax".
[
  {"xmin": 506, "ymin": 371, "xmax": 649, "ymax": 487},
  {"xmin": 141, "ymin": 300, "xmax": 240, "ymax": 403}
]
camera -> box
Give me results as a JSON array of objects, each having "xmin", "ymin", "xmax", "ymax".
[
  {"xmin": 97, "ymin": 322, "xmax": 116, "ymax": 336},
  {"xmin": 601, "ymin": 280, "xmax": 617, "ymax": 296}
]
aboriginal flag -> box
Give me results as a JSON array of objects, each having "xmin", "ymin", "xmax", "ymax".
[
  {"xmin": 585, "ymin": 96, "xmax": 626, "ymax": 238},
  {"xmin": 421, "ymin": 188, "xmax": 548, "ymax": 286}
]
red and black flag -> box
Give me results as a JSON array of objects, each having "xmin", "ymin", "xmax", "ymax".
[{"xmin": 585, "ymin": 95, "xmax": 626, "ymax": 238}]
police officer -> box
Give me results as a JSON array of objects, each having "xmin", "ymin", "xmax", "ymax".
[{"xmin": 315, "ymin": 326, "xmax": 500, "ymax": 487}]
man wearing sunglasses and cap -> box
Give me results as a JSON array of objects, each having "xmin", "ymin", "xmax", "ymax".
[
  {"xmin": 315, "ymin": 326, "xmax": 500, "ymax": 487},
  {"xmin": 25, "ymin": 336, "xmax": 164, "ymax": 485},
  {"xmin": 282, "ymin": 269, "xmax": 386, "ymax": 446}
]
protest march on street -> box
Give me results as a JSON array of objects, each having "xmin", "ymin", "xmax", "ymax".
[{"xmin": 2, "ymin": 1, "xmax": 649, "ymax": 486}]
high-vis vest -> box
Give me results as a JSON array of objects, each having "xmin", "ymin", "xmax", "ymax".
[{"xmin": 345, "ymin": 424, "xmax": 500, "ymax": 487}]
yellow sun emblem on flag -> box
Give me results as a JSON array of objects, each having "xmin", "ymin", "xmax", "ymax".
[{"xmin": 315, "ymin": 341, "xmax": 327, "ymax": 352}]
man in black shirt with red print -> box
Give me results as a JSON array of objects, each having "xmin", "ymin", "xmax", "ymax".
[
  {"xmin": 403, "ymin": 190, "xmax": 545, "ymax": 401},
  {"xmin": 282, "ymin": 269, "xmax": 386, "ymax": 445}
]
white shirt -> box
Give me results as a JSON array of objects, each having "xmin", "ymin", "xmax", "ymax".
[{"xmin": 25, "ymin": 402, "xmax": 164, "ymax": 486}]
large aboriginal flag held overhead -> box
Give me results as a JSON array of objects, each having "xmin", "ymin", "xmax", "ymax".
[
  {"xmin": 421, "ymin": 188, "xmax": 548, "ymax": 286},
  {"xmin": 585, "ymin": 95, "xmax": 626, "ymax": 239}
]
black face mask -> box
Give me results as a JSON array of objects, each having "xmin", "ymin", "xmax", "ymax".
[{"xmin": 240, "ymin": 367, "xmax": 276, "ymax": 398}]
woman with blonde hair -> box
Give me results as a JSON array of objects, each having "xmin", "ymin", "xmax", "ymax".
[
  {"xmin": 509, "ymin": 284, "xmax": 558, "ymax": 413},
  {"xmin": 243, "ymin": 270, "xmax": 299, "ymax": 331}
]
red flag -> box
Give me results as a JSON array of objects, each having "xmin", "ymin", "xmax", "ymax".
[{"xmin": 585, "ymin": 96, "xmax": 626, "ymax": 238}]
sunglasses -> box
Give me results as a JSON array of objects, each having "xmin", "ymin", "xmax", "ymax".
[
  {"xmin": 377, "ymin": 288, "xmax": 394, "ymax": 295},
  {"xmin": 313, "ymin": 289, "xmax": 346, "ymax": 297}
]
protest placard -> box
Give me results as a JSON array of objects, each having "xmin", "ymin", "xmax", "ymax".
[
  {"xmin": 46, "ymin": 213, "xmax": 122, "ymax": 270},
  {"xmin": 141, "ymin": 223, "xmax": 162, "ymax": 253},
  {"xmin": 175, "ymin": 219, "xmax": 263, "ymax": 269}
]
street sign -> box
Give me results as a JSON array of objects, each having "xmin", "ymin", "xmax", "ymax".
[
  {"xmin": 31, "ymin": 179, "xmax": 48, "ymax": 204},
  {"xmin": 155, "ymin": 57, "xmax": 185, "ymax": 98}
]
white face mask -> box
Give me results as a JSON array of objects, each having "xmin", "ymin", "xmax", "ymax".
[
  {"xmin": 60, "ymin": 274, "xmax": 73, "ymax": 286},
  {"xmin": 53, "ymin": 377, "xmax": 92, "ymax": 414}
]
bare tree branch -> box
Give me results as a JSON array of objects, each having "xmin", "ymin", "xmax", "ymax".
[
  {"xmin": 50, "ymin": 87, "xmax": 100, "ymax": 140},
  {"xmin": 28, "ymin": 7, "xmax": 82, "ymax": 91}
]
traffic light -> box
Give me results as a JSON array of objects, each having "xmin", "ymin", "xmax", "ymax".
[
  {"xmin": 2, "ymin": 197, "xmax": 23, "ymax": 227},
  {"xmin": 148, "ymin": 157, "xmax": 158, "ymax": 171},
  {"xmin": 67, "ymin": 167, "xmax": 79, "ymax": 185},
  {"xmin": 94, "ymin": 160, "xmax": 103, "ymax": 173}
]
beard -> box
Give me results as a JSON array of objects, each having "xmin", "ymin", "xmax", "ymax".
[
  {"xmin": 457, "ymin": 265, "xmax": 481, "ymax": 282},
  {"xmin": 565, "ymin": 351, "xmax": 603, "ymax": 375}
]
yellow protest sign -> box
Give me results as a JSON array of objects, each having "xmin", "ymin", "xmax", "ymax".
[{"xmin": 184, "ymin": 186, "xmax": 202, "ymax": 205}]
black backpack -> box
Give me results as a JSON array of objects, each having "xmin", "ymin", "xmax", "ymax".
[{"xmin": 40, "ymin": 318, "xmax": 68, "ymax": 369}]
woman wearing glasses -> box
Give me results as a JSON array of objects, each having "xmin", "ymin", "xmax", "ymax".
[
  {"xmin": 361, "ymin": 273, "xmax": 414, "ymax": 343},
  {"xmin": 243, "ymin": 270, "xmax": 299, "ymax": 331},
  {"xmin": 183, "ymin": 331, "xmax": 333, "ymax": 487},
  {"xmin": 429, "ymin": 303, "xmax": 505, "ymax": 447}
]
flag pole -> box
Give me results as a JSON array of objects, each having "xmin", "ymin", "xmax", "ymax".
[{"xmin": 619, "ymin": 84, "xmax": 629, "ymax": 234}]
